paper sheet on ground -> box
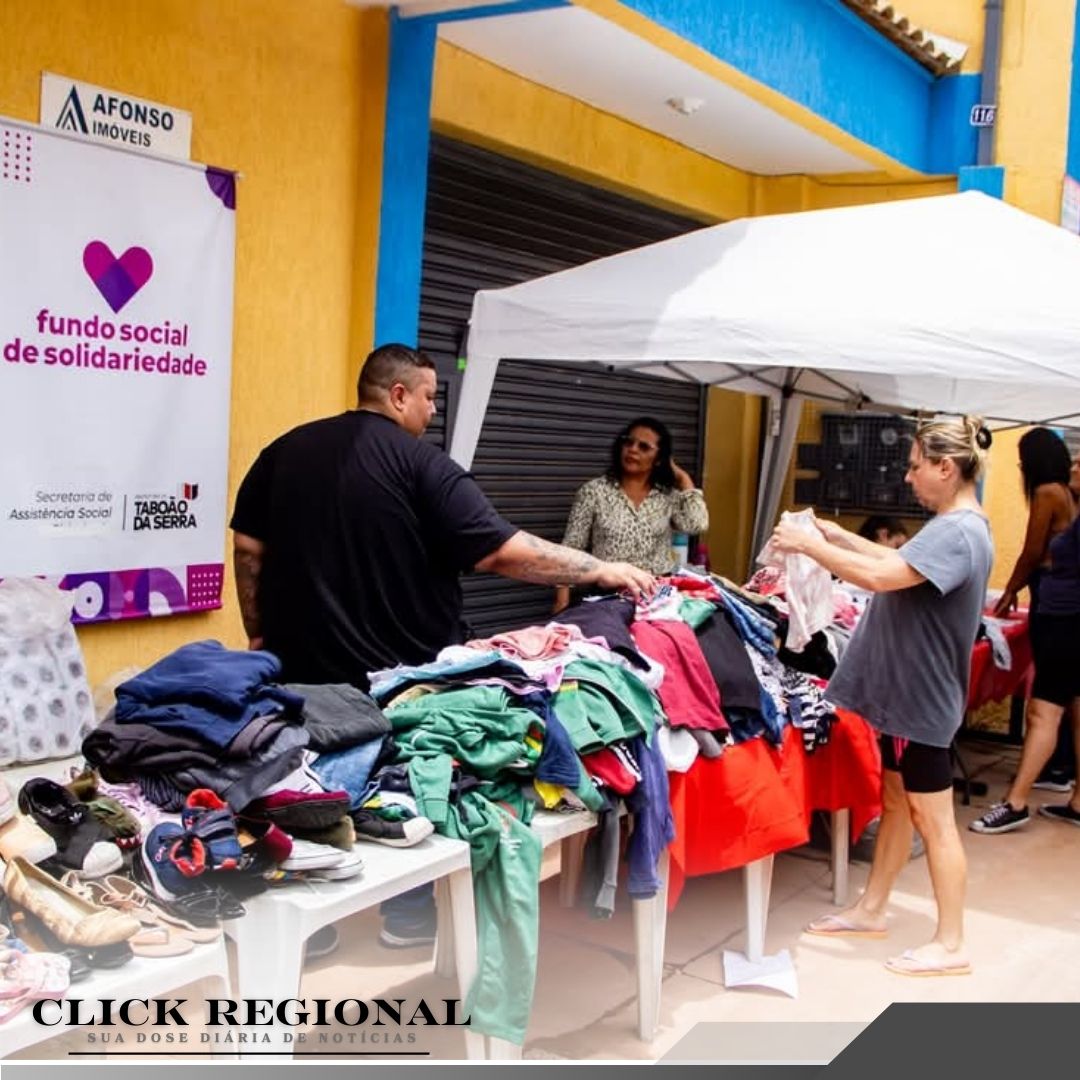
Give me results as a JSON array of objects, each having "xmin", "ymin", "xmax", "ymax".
[{"xmin": 722, "ymin": 948, "xmax": 798, "ymax": 997}]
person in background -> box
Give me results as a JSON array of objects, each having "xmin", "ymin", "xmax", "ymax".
[
  {"xmin": 972, "ymin": 436, "xmax": 1080, "ymax": 832},
  {"xmin": 1031, "ymin": 451, "xmax": 1080, "ymax": 795},
  {"xmin": 232, "ymin": 343, "xmax": 655, "ymax": 951},
  {"xmin": 554, "ymin": 417, "xmax": 708, "ymax": 613},
  {"xmin": 857, "ymin": 515, "xmax": 909, "ymax": 550},
  {"xmin": 773, "ymin": 417, "xmax": 993, "ymax": 977}
]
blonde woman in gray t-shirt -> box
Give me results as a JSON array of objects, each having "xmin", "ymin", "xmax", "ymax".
[{"xmin": 771, "ymin": 416, "xmax": 994, "ymax": 978}]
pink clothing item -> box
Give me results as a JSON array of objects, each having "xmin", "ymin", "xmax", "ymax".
[
  {"xmin": 630, "ymin": 620, "xmax": 729, "ymax": 732},
  {"xmin": 746, "ymin": 566, "xmax": 787, "ymax": 598},
  {"xmin": 468, "ymin": 622, "xmax": 596, "ymax": 662},
  {"xmin": 832, "ymin": 587, "xmax": 859, "ymax": 630}
]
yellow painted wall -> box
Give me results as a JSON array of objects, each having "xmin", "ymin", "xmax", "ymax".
[
  {"xmin": 702, "ymin": 389, "xmax": 763, "ymax": 580},
  {"xmin": 753, "ymin": 172, "xmax": 957, "ymax": 215},
  {"xmin": 1, "ymin": 0, "xmax": 388, "ymax": 685},
  {"xmin": 897, "ymin": 0, "xmax": 986, "ymax": 73},
  {"xmin": 431, "ymin": 42, "xmax": 749, "ymax": 222},
  {"xmin": 997, "ymin": 0, "xmax": 1076, "ymax": 224}
]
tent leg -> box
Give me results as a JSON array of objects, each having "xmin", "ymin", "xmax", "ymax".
[{"xmin": 750, "ymin": 393, "xmax": 804, "ymax": 561}]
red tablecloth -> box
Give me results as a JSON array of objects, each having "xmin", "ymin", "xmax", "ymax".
[
  {"xmin": 967, "ymin": 611, "xmax": 1032, "ymax": 711},
  {"xmin": 666, "ymin": 710, "xmax": 881, "ymax": 909},
  {"xmin": 664, "ymin": 617, "xmax": 1032, "ymax": 910}
]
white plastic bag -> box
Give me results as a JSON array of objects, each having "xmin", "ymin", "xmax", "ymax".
[
  {"xmin": 756, "ymin": 509, "xmax": 835, "ymax": 653},
  {"xmin": 0, "ymin": 579, "xmax": 97, "ymax": 765}
]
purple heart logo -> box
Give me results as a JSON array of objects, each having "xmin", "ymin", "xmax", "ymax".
[{"xmin": 82, "ymin": 241, "xmax": 154, "ymax": 313}]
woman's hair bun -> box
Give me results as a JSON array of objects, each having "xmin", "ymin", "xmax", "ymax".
[{"xmin": 975, "ymin": 426, "xmax": 993, "ymax": 450}]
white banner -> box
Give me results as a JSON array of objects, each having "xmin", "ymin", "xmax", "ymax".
[{"xmin": 0, "ymin": 118, "xmax": 236, "ymax": 623}]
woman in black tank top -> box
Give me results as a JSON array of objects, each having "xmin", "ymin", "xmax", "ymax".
[{"xmin": 974, "ymin": 432, "xmax": 1079, "ymax": 835}]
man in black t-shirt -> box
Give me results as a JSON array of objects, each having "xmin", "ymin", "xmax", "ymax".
[
  {"xmin": 231, "ymin": 344, "xmax": 654, "ymax": 951},
  {"xmin": 231, "ymin": 343, "xmax": 653, "ymax": 689},
  {"xmin": 232, "ymin": 347, "xmax": 652, "ymax": 954}
]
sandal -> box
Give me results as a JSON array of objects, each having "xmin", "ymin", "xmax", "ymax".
[
  {"xmin": 885, "ymin": 948, "xmax": 972, "ymax": 977},
  {"xmin": 804, "ymin": 913, "xmax": 888, "ymax": 939},
  {"xmin": 0, "ymin": 948, "xmax": 70, "ymax": 1023},
  {"xmin": 98, "ymin": 875, "xmax": 221, "ymax": 945},
  {"xmin": 182, "ymin": 790, "xmax": 241, "ymax": 871},
  {"xmin": 59, "ymin": 874, "xmax": 195, "ymax": 958}
]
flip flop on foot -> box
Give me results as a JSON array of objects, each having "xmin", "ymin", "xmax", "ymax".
[
  {"xmin": 804, "ymin": 912, "xmax": 887, "ymax": 939},
  {"xmin": 885, "ymin": 946, "xmax": 971, "ymax": 978}
]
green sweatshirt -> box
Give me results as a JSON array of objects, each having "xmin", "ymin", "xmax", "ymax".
[
  {"xmin": 553, "ymin": 659, "xmax": 657, "ymax": 752},
  {"xmin": 407, "ymin": 754, "xmax": 542, "ymax": 1045}
]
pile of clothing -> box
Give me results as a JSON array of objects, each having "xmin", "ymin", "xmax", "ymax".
[
  {"xmin": 71, "ymin": 641, "xmax": 433, "ymax": 912},
  {"xmin": 629, "ymin": 572, "xmax": 843, "ymax": 759},
  {"xmin": 368, "ymin": 610, "xmax": 673, "ymax": 1045}
]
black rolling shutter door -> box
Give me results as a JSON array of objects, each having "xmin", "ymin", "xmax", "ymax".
[{"xmin": 418, "ymin": 136, "xmax": 708, "ymax": 636}]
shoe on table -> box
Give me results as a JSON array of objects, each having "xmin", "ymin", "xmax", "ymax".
[
  {"xmin": 352, "ymin": 810, "xmax": 434, "ymax": 848},
  {"xmin": 1037, "ymin": 803, "xmax": 1080, "ymax": 827},
  {"xmin": 378, "ymin": 919, "xmax": 436, "ymax": 950},
  {"xmin": 970, "ymin": 802, "xmax": 1030, "ymax": 834}
]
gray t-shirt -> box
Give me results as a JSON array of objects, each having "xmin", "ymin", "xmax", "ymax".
[{"xmin": 826, "ymin": 509, "xmax": 994, "ymax": 748}]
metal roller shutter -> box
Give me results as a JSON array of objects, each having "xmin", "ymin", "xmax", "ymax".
[{"xmin": 418, "ymin": 136, "xmax": 708, "ymax": 635}]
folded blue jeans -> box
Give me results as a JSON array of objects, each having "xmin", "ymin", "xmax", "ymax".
[{"xmin": 309, "ymin": 736, "xmax": 386, "ymax": 810}]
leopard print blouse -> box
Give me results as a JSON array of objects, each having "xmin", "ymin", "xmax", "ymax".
[{"xmin": 561, "ymin": 477, "xmax": 709, "ymax": 574}]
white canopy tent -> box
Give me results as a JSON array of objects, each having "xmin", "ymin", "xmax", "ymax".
[{"xmin": 449, "ymin": 191, "xmax": 1080, "ymax": 556}]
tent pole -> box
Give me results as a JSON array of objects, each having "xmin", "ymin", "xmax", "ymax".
[
  {"xmin": 449, "ymin": 353, "xmax": 500, "ymax": 469},
  {"xmin": 749, "ymin": 385, "xmax": 805, "ymax": 569}
]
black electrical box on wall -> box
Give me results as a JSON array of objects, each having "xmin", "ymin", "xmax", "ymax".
[{"xmin": 795, "ymin": 413, "xmax": 930, "ymax": 518}]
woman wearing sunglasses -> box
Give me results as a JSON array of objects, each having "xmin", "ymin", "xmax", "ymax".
[{"xmin": 554, "ymin": 417, "xmax": 708, "ymax": 613}]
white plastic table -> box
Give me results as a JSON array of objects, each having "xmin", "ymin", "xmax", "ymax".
[
  {"xmin": 742, "ymin": 808, "xmax": 852, "ymax": 966},
  {"xmin": 0, "ymin": 940, "xmax": 232, "ymax": 1060},
  {"xmin": 222, "ymin": 833, "xmax": 482, "ymax": 1060}
]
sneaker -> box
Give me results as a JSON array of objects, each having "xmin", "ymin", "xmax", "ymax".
[
  {"xmin": 308, "ymin": 850, "xmax": 364, "ymax": 882},
  {"xmin": 352, "ymin": 810, "xmax": 434, "ymax": 848},
  {"xmin": 970, "ymin": 802, "xmax": 1030, "ymax": 834},
  {"xmin": 181, "ymin": 790, "xmax": 241, "ymax": 872},
  {"xmin": 1037, "ymin": 803, "xmax": 1080, "ymax": 826},
  {"xmin": 378, "ymin": 920, "xmax": 436, "ymax": 949},
  {"xmin": 1031, "ymin": 776, "xmax": 1076, "ymax": 793},
  {"xmin": 281, "ymin": 838, "xmax": 349, "ymax": 872},
  {"xmin": 303, "ymin": 924, "xmax": 340, "ymax": 962},
  {"xmin": 141, "ymin": 823, "xmax": 209, "ymax": 901}
]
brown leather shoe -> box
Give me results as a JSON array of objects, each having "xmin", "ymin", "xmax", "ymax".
[{"xmin": 2, "ymin": 857, "xmax": 140, "ymax": 947}]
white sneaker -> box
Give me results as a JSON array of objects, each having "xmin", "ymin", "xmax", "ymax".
[{"xmin": 281, "ymin": 838, "xmax": 348, "ymax": 872}]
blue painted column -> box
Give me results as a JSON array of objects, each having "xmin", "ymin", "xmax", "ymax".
[
  {"xmin": 1067, "ymin": 0, "xmax": 1080, "ymax": 183},
  {"xmin": 958, "ymin": 165, "xmax": 1005, "ymax": 198},
  {"xmin": 374, "ymin": 10, "xmax": 437, "ymax": 347}
]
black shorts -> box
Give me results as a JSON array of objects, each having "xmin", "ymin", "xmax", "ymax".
[
  {"xmin": 1030, "ymin": 612, "xmax": 1080, "ymax": 707},
  {"xmin": 879, "ymin": 734, "xmax": 953, "ymax": 793}
]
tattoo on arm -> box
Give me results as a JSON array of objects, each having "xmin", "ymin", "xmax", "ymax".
[
  {"xmin": 509, "ymin": 534, "xmax": 601, "ymax": 585},
  {"xmin": 233, "ymin": 548, "xmax": 263, "ymax": 639}
]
